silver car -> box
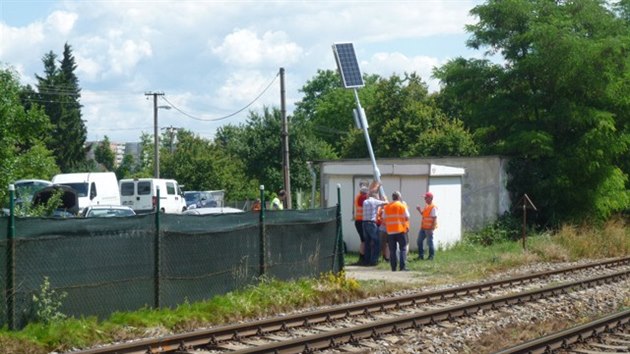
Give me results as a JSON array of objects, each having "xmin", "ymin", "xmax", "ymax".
[{"xmin": 81, "ymin": 205, "xmax": 136, "ymax": 218}]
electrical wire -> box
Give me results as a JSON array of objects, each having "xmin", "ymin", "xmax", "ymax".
[{"xmin": 159, "ymin": 71, "xmax": 279, "ymax": 122}]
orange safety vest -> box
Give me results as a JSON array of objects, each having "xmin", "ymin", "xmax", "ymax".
[
  {"xmin": 383, "ymin": 201, "xmax": 407, "ymax": 234},
  {"xmin": 376, "ymin": 205, "xmax": 383, "ymax": 226},
  {"xmin": 421, "ymin": 204, "xmax": 437, "ymax": 230},
  {"xmin": 354, "ymin": 193, "xmax": 366, "ymax": 221}
]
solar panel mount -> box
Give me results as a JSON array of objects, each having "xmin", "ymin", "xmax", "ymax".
[{"xmin": 332, "ymin": 43, "xmax": 364, "ymax": 88}]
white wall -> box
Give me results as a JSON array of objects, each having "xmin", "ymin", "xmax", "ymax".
[
  {"xmin": 321, "ymin": 161, "xmax": 462, "ymax": 252},
  {"xmin": 423, "ymin": 176, "xmax": 462, "ymax": 249}
]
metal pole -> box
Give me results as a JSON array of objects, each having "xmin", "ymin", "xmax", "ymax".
[
  {"xmin": 280, "ymin": 68, "xmax": 291, "ymax": 209},
  {"xmin": 335, "ymin": 184, "xmax": 344, "ymax": 272},
  {"xmin": 259, "ymin": 185, "xmax": 266, "ymax": 277},
  {"xmin": 353, "ymin": 89, "xmax": 384, "ymax": 197},
  {"xmin": 6, "ymin": 184, "xmax": 15, "ymax": 330},
  {"xmin": 522, "ymin": 199, "xmax": 527, "ymax": 251},
  {"xmin": 154, "ymin": 186, "xmax": 161, "ymax": 309}
]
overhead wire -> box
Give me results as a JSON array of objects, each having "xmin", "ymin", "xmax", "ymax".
[{"xmin": 159, "ymin": 71, "xmax": 280, "ymax": 122}]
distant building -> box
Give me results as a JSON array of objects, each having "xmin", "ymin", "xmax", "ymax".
[{"xmin": 85, "ymin": 141, "xmax": 142, "ymax": 168}]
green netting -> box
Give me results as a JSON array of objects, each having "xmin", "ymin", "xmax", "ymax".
[
  {"xmin": 159, "ymin": 213, "xmax": 261, "ymax": 306},
  {"xmin": 0, "ymin": 206, "xmax": 342, "ymax": 329},
  {"xmin": 264, "ymin": 209, "xmax": 340, "ymax": 280},
  {"xmin": 0, "ymin": 217, "xmax": 8, "ymax": 326},
  {"xmin": 11, "ymin": 215, "xmax": 155, "ymax": 328}
]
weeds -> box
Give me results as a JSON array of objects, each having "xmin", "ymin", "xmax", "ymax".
[{"xmin": 32, "ymin": 277, "xmax": 67, "ymax": 324}]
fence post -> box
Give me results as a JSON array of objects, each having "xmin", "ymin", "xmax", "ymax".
[
  {"xmin": 6, "ymin": 184, "xmax": 15, "ymax": 330},
  {"xmin": 259, "ymin": 185, "xmax": 266, "ymax": 277},
  {"xmin": 335, "ymin": 184, "xmax": 344, "ymax": 272},
  {"xmin": 154, "ymin": 186, "xmax": 161, "ymax": 309}
]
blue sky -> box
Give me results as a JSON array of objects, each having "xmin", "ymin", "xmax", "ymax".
[{"xmin": 1, "ymin": 0, "xmax": 485, "ymax": 143}]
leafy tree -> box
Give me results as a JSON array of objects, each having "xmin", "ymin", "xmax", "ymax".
[
  {"xmin": 115, "ymin": 154, "xmax": 137, "ymax": 180},
  {"xmin": 340, "ymin": 73, "xmax": 478, "ymax": 158},
  {"xmin": 159, "ymin": 129, "xmax": 257, "ymax": 200},
  {"xmin": 36, "ymin": 43, "xmax": 87, "ymax": 172},
  {"xmin": 0, "ymin": 67, "xmax": 59, "ymax": 204},
  {"xmin": 136, "ymin": 132, "xmax": 154, "ymax": 177},
  {"xmin": 434, "ymin": 0, "xmax": 630, "ymax": 224},
  {"xmin": 294, "ymin": 70, "xmax": 477, "ymax": 160},
  {"xmin": 94, "ymin": 136, "xmax": 115, "ymax": 171},
  {"xmin": 216, "ymin": 106, "xmax": 336, "ymax": 203},
  {"xmin": 292, "ymin": 70, "xmax": 378, "ymax": 156}
]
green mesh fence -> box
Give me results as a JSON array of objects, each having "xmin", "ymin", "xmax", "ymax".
[
  {"xmin": 0, "ymin": 206, "xmax": 341, "ymax": 329},
  {"xmin": 264, "ymin": 208, "xmax": 341, "ymax": 280}
]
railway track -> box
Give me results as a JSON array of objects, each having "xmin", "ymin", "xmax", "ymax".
[
  {"xmin": 494, "ymin": 308, "xmax": 629, "ymax": 354},
  {"xmin": 73, "ymin": 257, "xmax": 630, "ymax": 354}
]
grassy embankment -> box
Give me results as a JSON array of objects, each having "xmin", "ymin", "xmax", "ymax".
[{"xmin": 0, "ymin": 218, "xmax": 627, "ymax": 353}]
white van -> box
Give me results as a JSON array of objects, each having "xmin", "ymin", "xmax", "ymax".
[
  {"xmin": 119, "ymin": 178, "xmax": 187, "ymax": 214},
  {"xmin": 51, "ymin": 172, "xmax": 120, "ymax": 209}
]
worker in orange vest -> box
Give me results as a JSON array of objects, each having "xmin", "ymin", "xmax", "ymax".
[
  {"xmin": 383, "ymin": 191, "xmax": 410, "ymax": 271},
  {"xmin": 376, "ymin": 205, "xmax": 389, "ymax": 262},
  {"xmin": 353, "ymin": 185, "xmax": 369, "ymax": 265},
  {"xmin": 416, "ymin": 192, "xmax": 438, "ymax": 260}
]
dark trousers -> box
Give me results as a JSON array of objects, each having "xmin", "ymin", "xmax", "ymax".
[
  {"xmin": 362, "ymin": 221, "xmax": 380, "ymax": 265},
  {"xmin": 388, "ymin": 232, "xmax": 407, "ymax": 271}
]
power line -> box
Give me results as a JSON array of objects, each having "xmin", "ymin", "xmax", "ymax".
[{"xmin": 160, "ymin": 71, "xmax": 280, "ymax": 122}]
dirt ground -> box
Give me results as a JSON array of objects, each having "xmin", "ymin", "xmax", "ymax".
[{"xmin": 344, "ymin": 265, "xmax": 424, "ymax": 284}]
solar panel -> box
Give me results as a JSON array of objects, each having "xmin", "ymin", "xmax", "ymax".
[{"xmin": 332, "ymin": 43, "xmax": 364, "ymax": 88}]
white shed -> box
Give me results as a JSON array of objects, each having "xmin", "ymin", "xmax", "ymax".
[{"xmin": 319, "ymin": 160, "xmax": 465, "ymax": 252}]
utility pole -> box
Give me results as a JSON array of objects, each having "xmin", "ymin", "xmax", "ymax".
[
  {"xmin": 280, "ymin": 68, "xmax": 292, "ymax": 209},
  {"xmin": 161, "ymin": 126, "xmax": 178, "ymax": 153},
  {"xmin": 145, "ymin": 92, "xmax": 164, "ymax": 178}
]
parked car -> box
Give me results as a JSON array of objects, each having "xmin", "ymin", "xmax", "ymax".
[
  {"xmin": 182, "ymin": 206, "xmax": 244, "ymax": 215},
  {"xmin": 32, "ymin": 184, "xmax": 80, "ymax": 217},
  {"xmin": 183, "ymin": 191, "xmax": 217, "ymax": 209},
  {"xmin": 81, "ymin": 205, "xmax": 136, "ymax": 218},
  {"xmin": 14, "ymin": 179, "xmax": 53, "ymax": 205}
]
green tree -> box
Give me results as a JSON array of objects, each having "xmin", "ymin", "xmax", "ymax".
[
  {"xmin": 216, "ymin": 106, "xmax": 336, "ymax": 203},
  {"xmin": 0, "ymin": 67, "xmax": 59, "ymax": 204},
  {"xmin": 94, "ymin": 136, "xmax": 115, "ymax": 171},
  {"xmin": 136, "ymin": 132, "xmax": 154, "ymax": 177},
  {"xmin": 434, "ymin": 0, "xmax": 630, "ymax": 224},
  {"xmin": 115, "ymin": 154, "xmax": 137, "ymax": 180},
  {"xmin": 292, "ymin": 70, "xmax": 378, "ymax": 156},
  {"xmin": 341, "ymin": 73, "xmax": 478, "ymax": 158},
  {"xmin": 36, "ymin": 43, "xmax": 87, "ymax": 172},
  {"xmin": 160, "ymin": 129, "xmax": 257, "ymax": 200}
]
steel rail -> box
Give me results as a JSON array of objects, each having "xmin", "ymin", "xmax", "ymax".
[
  {"xmin": 492, "ymin": 308, "xmax": 630, "ymax": 354},
  {"xmin": 73, "ymin": 257, "xmax": 630, "ymax": 354},
  {"xmin": 226, "ymin": 269, "xmax": 629, "ymax": 353}
]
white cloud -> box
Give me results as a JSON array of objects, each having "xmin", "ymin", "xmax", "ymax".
[
  {"xmin": 46, "ymin": 10, "xmax": 77, "ymax": 35},
  {"xmin": 215, "ymin": 70, "xmax": 278, "ymax": 107},
  {"xmin": 364, "ymin": 52, "xmax": 443, "ymax": 92},
  {"xmin": 212, "ymin": 28, "xmax": 303, "ymax": 67},
  {"xmin": 107, "ymin": 39, "xmax": 152, "ymax": 76}
]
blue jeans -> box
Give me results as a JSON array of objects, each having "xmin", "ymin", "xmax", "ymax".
[
  {"xmin": 362, "ymin": 221, "xmax": 380, "ymax": 265},
  {"xmin": 388, "ymin": 232, "xmax": 407, "ymax": 271},
  {"xmin": 418, "ymin": 229, "xmax": 434, "ymax": 259}
]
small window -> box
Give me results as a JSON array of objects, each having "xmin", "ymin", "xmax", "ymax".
[
  {"xmin": 120, "ymin": 182, "xmax": 135, "ymax": 196},
  {"xmin": 138, "ymin": 181, "xmax": 152, "ymax": 195},
  {"xmin": 166, "ymin": 182, "xmax": 176, "ymax": 195},
  {"xmin": 90, "ymin": 182, "xmax": 97, "ymax": 199}
]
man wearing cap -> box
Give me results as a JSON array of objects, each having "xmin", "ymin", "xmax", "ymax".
[
  {"xmin": 353, "ymin": 185, "xmax": 369, "ymax": 265},
  {"xmin": 416, "ymin": 192, "xmax": 438, "ymax": 260}
]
